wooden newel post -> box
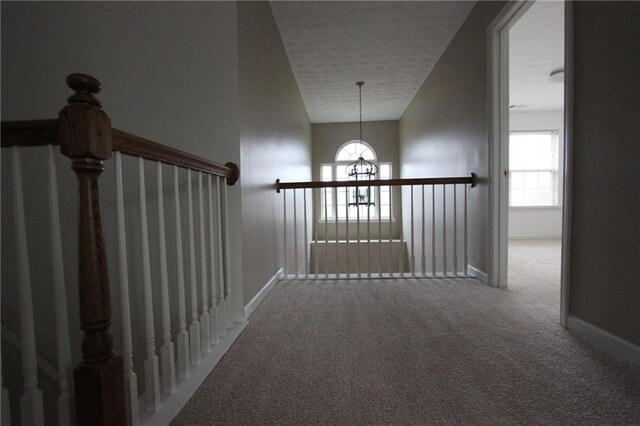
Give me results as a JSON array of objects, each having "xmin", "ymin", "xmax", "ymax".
[{"xmin": 59, "ymin": 74, "xmax": 125, "ymax": 425}]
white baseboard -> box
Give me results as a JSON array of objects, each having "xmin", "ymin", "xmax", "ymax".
[
  {"xmin": 508, "ymin": 236, "xmax": 562, "ymax": 240},
  {"xmin": 141, "ymin": 321, "xmax": 248, "ymax": 426},
  {"xmin": 466, "ymin": 264, "xmax": 488, "ymax": 284},
  {"xmin": 243, "ymin": 268, "xmax": 282, "ymax": 320},
  {"xmin": 567, "ymin": 315, "xmax": 640, "ymax": 369}
]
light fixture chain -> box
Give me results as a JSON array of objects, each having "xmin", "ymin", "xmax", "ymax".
[{"xmin": 359, "ymin": 81, "xmax": 362, "ymax": 148}]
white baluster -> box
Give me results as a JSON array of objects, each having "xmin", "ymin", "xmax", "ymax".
[
  {"xmin": 187, "ymin": 170, "xmax": 202, "ymax": 363},
  {"xmin": 367, "ymin": 184, "xmax": 371, "ymax": 278},
  {"xmin": 215, "ymin": 177, "xmax": 227, "ymax": 337},
  {"xmin": 399, "ymin": 187, "xmax": 404, "ymax": 277},
  {"xmin": 221, "ymin": 181, "xmax": 234, "ymax": 328},
  {"xmin": 283, "ymin": 189, "xmax": 288, "ymax": 277},
  {"xmin": 345, "ymin": 187, "xmax": 350, "ymax": 277},
  {"xmin": 0, "ymin": 149, "xmax": 7, "ymax": 423},
  {"xmin": 48, "ymin": 145, "xmax": 74, "ymax": 424},
  {"xmin": 173, "ymin": 166, "xmax": 190, "ymax": 379},
  {"xmin": 410, "ymin": 185, "xmax": 415, "ymax": 276},
  {"xmin": 464, "ymin": 184, "xmax": 469, "ymax": 275},
  {"xmin": 304, "ymin": 188, "xmax": 310, "ymax": 278},
  {"xmin": 293, "ymin": 189, "xmax": 299, "ymax": 278},
  {"xmin": 1, "ymin": 360, "xmax": 8, "ymax": 426},
  {"xmin": 377, "ymin": 187, "xmax": 382, "ymax": 277},
  {"xmin": 208, "ymin": 175, "xmax": 219, "ymax": 344},
  {"xmin": 320, "ymin": 188, "xmax": 326, "ymax": 278},
  {"xmin": 388, "ymin": 186, "xmax": 393, "ymax": 276},
  {"xmin": 432, "ymin": 185, "xmax": 436, "ymax": 275},
  {"xmin": 334, "ymin": 187, "xmax": 338, "ymax": 278},
  {"xmin": 421, "ymin": 185, "xmax": 426, "ymax": 277},
  {"xmin": 442, "ymin": 184, "xmax": 447, "ymax": 276},
  {"xmin": 138, "ymin": 158, "xmax": 160, "ymax": 413},
  {"xmin": 12, "ymin": 147, "xmax": 44, "ymax": 425},
  {"xmin": 324, "ymin": 187, "xmax": 328, "ymax": 278},
  {"xmin": 198, "ymin": 173, "xmax": 211, "ymax": 353},
  {"xmin": 115, "ymin": 152, "xmax": 139, "ymax": 425},
  {"xmin": 157, "ymin": 162, "xmax": 176, "ymax": 396},
  {"xmin": 453, "ymin": 185, "xmax": 458, "ymax": 276},
  {"xmin": 356, "ymin": 187, "xmax": 360, "ymax": 277},
  {"xmin": 1, "ymin": 321, "xmax": 9, "ymax": 426}
]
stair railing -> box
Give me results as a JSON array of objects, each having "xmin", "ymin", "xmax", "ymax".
[
  {"xmin": 1, "ymin": 73, "xmax": 240, "ymax": 425},
  {"xmin": 276, "ymin": 175, "xmax": 476, "ymax": 279}
]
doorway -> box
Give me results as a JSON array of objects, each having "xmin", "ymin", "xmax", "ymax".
[{"xmin": 488, "ymin": 1, "xmax": 569, "ymax": 325}]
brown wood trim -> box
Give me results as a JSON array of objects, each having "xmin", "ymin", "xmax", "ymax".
[
  {"xmin": 61, "ymin": 72, "xmax": 126, "ymax": 425},
  {"xmin": 112, "ymin": 128, "xmax": 239, "ymax": 184},
  {"xmin": 1, "ymin": 119, "xmax": 59, "ymax": 147},
  {"xmin": 276, "ymin": 174, "xmax": 476, "ymax": 192}
]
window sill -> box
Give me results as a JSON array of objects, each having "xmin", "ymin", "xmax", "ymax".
[
  {"xmin": 509, "ymin": 206, "xmax": 562, "ymax": 210},
  {"xmin": 318, "ymin": 218, "xmax": 397, "ymax": 224}
]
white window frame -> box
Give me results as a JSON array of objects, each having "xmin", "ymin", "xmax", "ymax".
[
  {"xmin": 319, "ymin": 141, "xmax": 393, "ymax": 221},
  {"xmin": 508, "ymin": 130, "xmax": 561, "ymax": 208}
]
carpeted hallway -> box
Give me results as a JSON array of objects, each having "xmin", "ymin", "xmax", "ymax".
[{"xmin": 173, "ymin": 240, "xmax": 640, "ymax": 425}]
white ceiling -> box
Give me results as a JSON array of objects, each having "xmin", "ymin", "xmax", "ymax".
[
  {"xmin": 270, "ymin": 1, "xmax": 476, "ymax": 123},
  {"xmin": 509, "ymin": 1, "xmax": 565, "ymax": 112}
]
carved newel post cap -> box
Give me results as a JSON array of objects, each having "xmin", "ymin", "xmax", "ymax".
[
  {"xmin": 66, "ymin": 73, "xmax": 102, "ymax": 106},
  {"xmin": 59, "ymin": 73, "xmax": 112, "ymax": 160}
]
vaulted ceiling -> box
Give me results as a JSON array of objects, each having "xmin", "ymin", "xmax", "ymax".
[
  {"xmin": 270, "ymin": 1, "xmax": 476, "ymax": 123},
  {"xmin": 271, "ymin": 1, "xmax": 564, "ymax": 124}
]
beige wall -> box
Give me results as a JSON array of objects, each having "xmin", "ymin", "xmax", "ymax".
[
  {"xmin": 238, "ymin": 2, "xmax": 312, "ymax": 302},
  {"xmin": 569, "ymin": 2, "xmax": 640, "ymax": 345},
  {"xmin": 311, "ymin": 121, "xmax": 401, "ymax": 240},
  {"xmin": 399, "ymin": 1, "xmax": 506, "ymax": 276}
]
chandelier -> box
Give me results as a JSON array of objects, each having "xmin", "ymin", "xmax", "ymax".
[{"xmin": 347, "ymin": 81, "xmax": 378, "ymax": 181}]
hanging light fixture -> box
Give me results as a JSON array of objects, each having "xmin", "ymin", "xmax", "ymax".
[
  {"xmin": 347, "ymin": 81, "xmax": 378, "ymax": 206},
  {"xmin": 348, "ymin": 81, "xmax": 378, "ymax": 180}
]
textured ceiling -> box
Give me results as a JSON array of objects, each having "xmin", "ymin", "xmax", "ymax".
[
  {"xmin": 270, "ymin": 1, "xmax": 476, "ymax": 123},
  {"xmin": 509, "ymin": 1, "xmax": 565, "ymax": 112}
]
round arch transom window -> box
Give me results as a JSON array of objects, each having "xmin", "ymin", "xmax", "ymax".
[{"xmin": 335, "ymin": 141, "xmax": 376, "ymax": 162}]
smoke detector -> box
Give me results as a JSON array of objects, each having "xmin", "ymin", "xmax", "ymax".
[{"xmin": 549, "ymin": 69, "xmax": 564, "ymax": 83}]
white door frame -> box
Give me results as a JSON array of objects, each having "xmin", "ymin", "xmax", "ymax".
[
  {"xmin": 487, "ymin": 0, "xmax": 534, "ymax": 290},
  {"xmin": 487, "ymin": 0, "xmax": 572, "ymax": 327}
]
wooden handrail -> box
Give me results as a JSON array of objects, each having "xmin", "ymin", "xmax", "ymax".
[
  {"xmin": 1, "ymin": 119, "xmax": 59, "ymax": 147},
  {"xmin": 276, "ymin": 174, "xmax": 477, "ymax": 192},
  {"xmin": 1, "ymin": 121, "xmax": 239, "ymax": 186},
  {"xmin": 112, "ymin": 129, "xmax": 239, "ymax": 184}
]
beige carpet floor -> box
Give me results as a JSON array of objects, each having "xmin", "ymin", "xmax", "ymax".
[{"xmin": 173, "ymin": 240, "xmax": 640, "ymax": 425}]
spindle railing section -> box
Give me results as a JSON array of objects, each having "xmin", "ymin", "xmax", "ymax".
[
  {"xmin": 1, "ymin": 74, "xmax": 240, "ymax": 425},
  {"xmin": 277, "ymin": 176, "xmax": 476, "ymax": 279}
]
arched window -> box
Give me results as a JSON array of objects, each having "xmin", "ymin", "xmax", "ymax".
[
  {"xmin": 320, "ymin": 141, "xmax": 392, "ymax": 220},
  {"xmin": 335, "ymin": 141, "xmax": 376, "ymax": 162}
]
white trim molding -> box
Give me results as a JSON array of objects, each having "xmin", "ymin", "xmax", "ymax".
[
  {"xmin": 141, "ymin": 321, "xmax": 248, "ymax": 426},
  {"xmin": 244, "ymin": 268, "xmax": 283, "ymax": 320},
  {"xmin": 466, "ymin": 265, "xmax": 488, "ymax": 284},
  {"xmin": 487, "ymin": 0, "xmax": 535, "ymax": 289},
  {"xmin": 508, "ymin": 236, "xmax": 562, "ymax": 241},
  {"xmin": 488, "ymin": 0, "xmax": 571, "ymax": 325},
  {"xmin": 567, "ymin": 316, "xmax": 640, "ymax": 369},
  {"xmin": 559, "ymin": 0, "xmax": 574, "ymax": 328}
]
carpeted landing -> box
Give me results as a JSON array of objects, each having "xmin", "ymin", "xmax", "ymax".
[{"xmin": 173, "ymin": 240, "xmax": 640, "ymax": 425}]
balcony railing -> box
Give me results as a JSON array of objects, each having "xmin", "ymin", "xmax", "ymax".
[{"xmin": 276, "ymin": 174, "xmax": 477, "ymax": 279}]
